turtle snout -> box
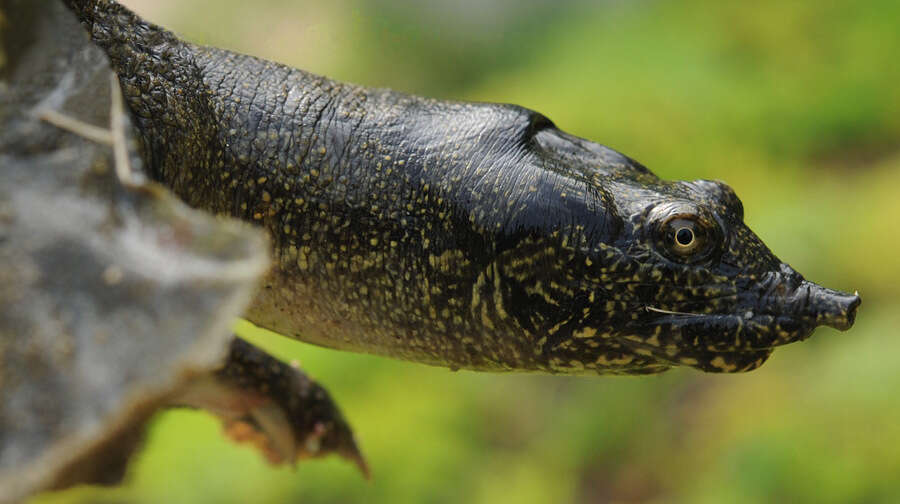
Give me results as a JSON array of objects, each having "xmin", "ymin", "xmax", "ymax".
[
  {"xmin": 804, "ymin": 281, "xmax": 861, "ymax": 331},
  {"xmin": 761, "ymin": 264, "xmax": 860, "ymax": 332}
]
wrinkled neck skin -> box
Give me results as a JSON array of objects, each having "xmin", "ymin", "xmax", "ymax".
[{"xmin": 67, "ymin": 0, "xmax": 860, "ymax": 375}]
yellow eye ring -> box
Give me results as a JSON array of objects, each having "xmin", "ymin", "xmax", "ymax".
[
  {"xmin": 665, "ymin": 218, "xmax": 702, "ymax": 255},
  {"xmin": 650, "ymin": 205, "xmax": 724, "ymax": 263},
  {"xmin": 675, "ymin": 227, "xmax": 695, "ymax": 248},
  {"xmin": 660, "ymin": 216, "xmax": 710, "ymax": 258}
]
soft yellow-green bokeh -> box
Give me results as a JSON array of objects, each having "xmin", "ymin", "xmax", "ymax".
[{"xmin": 33, "ymin": 0, "xmax": 899, "ymax": 502}]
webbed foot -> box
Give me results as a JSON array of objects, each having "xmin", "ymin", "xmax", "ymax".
[{"xmin": 172, "ymin": 337, "xmax": 369, "ymax": 477}]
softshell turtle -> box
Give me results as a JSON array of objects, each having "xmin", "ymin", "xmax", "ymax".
[{"xmin": 0, "ymin": 0, "xmax": 861, "ymax": 500}]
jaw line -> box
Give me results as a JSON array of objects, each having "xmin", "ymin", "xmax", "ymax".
[
  {"xmin": 641, "ymin": 306, "xmax": 816, "ymax": 351},
  {"xmin": 644, "ymin": 306, "xmax": 706, "ymax": 316}
]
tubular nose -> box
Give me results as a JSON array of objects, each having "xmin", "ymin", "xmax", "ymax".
[
  {"xmin": 809, "ymin": 283, "xmax": 861, "ymax": 331},
  {"xmin": 839, "ymin": 291, "xmax": 862, "ymax": 329}
]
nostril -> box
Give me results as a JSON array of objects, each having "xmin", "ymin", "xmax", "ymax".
[
  {"xmin": 800, "ymin": 282, "xmax": 861, "ymax": 332},
  {"xmin": 844, "ymin": 292, "xmax": 861, "ymax": 326},
  {"xmin": 819, "ymin": 290, "xmax": 861, "ymax": 331}
]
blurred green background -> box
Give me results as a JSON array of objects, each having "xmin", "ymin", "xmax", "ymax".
[{"xmin": 35, "ymin": 0, "xmax": 899, "ymax": 502}]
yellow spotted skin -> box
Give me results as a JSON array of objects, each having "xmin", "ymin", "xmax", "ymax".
[{"xmin": 66, "ymin": 0, "xmax": 860, "ymax": 375}]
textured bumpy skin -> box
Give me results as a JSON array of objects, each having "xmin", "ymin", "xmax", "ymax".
[{"xmin": 64, "ymin": 0, "xmax": 860, "ymax": 375}]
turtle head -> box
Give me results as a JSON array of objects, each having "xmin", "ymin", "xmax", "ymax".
[
  {"xmin": 502, "ymin": 124, "xmax": 860, "ymax": 374},
  {"xmin": 610, "ymin": 178, "xmax": 861, "ymax": 372}
]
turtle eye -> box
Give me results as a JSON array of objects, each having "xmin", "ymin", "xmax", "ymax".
[
  {"xmin": 658, "ymin": 215, "xmax": 719, "ymax": 262},
  {"xmin": 675, "ymin": 226, "xmax": 695, "ymax": 248},
  {"xmin": 670, "ymin": 219, "xmax": 700, "ymax": 253}
]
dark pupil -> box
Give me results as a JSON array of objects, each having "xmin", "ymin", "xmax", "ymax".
[{"xmin": 676, "ymin": 227, "xmax": 694, "ymax": 246}]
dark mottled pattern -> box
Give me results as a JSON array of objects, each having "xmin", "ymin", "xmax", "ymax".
[{"xmin": 64, "ymin": 0, "xmax": 860, "ymax": 375}]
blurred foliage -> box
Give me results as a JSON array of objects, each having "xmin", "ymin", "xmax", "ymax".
[{"xmin": 33, "ymin": 0, "xmax": 899, "ymax": 502}]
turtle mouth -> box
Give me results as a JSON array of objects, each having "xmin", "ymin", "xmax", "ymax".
[
  {"xmin": 640, "ymin": 308, "xmax": 816, "ymax": 351},
  {"xmin": 619, "ymin": 280, "xmax": 861, "ymax": 372},
  {"xmin": 641, "ymin": 274, "xmax": 860, "ymax": 349},
  {"xmin": 618, "ymin": 310, "xmax": 814, "ymax": 373}
]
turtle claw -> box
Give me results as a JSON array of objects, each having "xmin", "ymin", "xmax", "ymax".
[
  {"xmin": 223, "ymin": 419, "xmax": 289, "ymax": 465},
  {"xmin": 247, "ymin": 402, "xmax": 298, "ymax": 464},
  {"xmin": 340, "ymin": 440, "xmax": 371, "ymax": 480},
  {"xmin": 295, "ymin": 419, "xmax": 370, "ymax": 479},
  {"xmin": 172, "ymin": 338, "xmax": 368, "ymax": 475}
]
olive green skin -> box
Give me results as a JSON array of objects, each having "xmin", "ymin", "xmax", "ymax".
[{"xmin": 66, "ymin": 0, "xmax": 859, "ymax": 375}]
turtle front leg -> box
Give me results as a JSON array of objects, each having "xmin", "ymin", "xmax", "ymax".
[{"xmin": 171, "ymin": 337, "xmax": 368, "ymax": 477}]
